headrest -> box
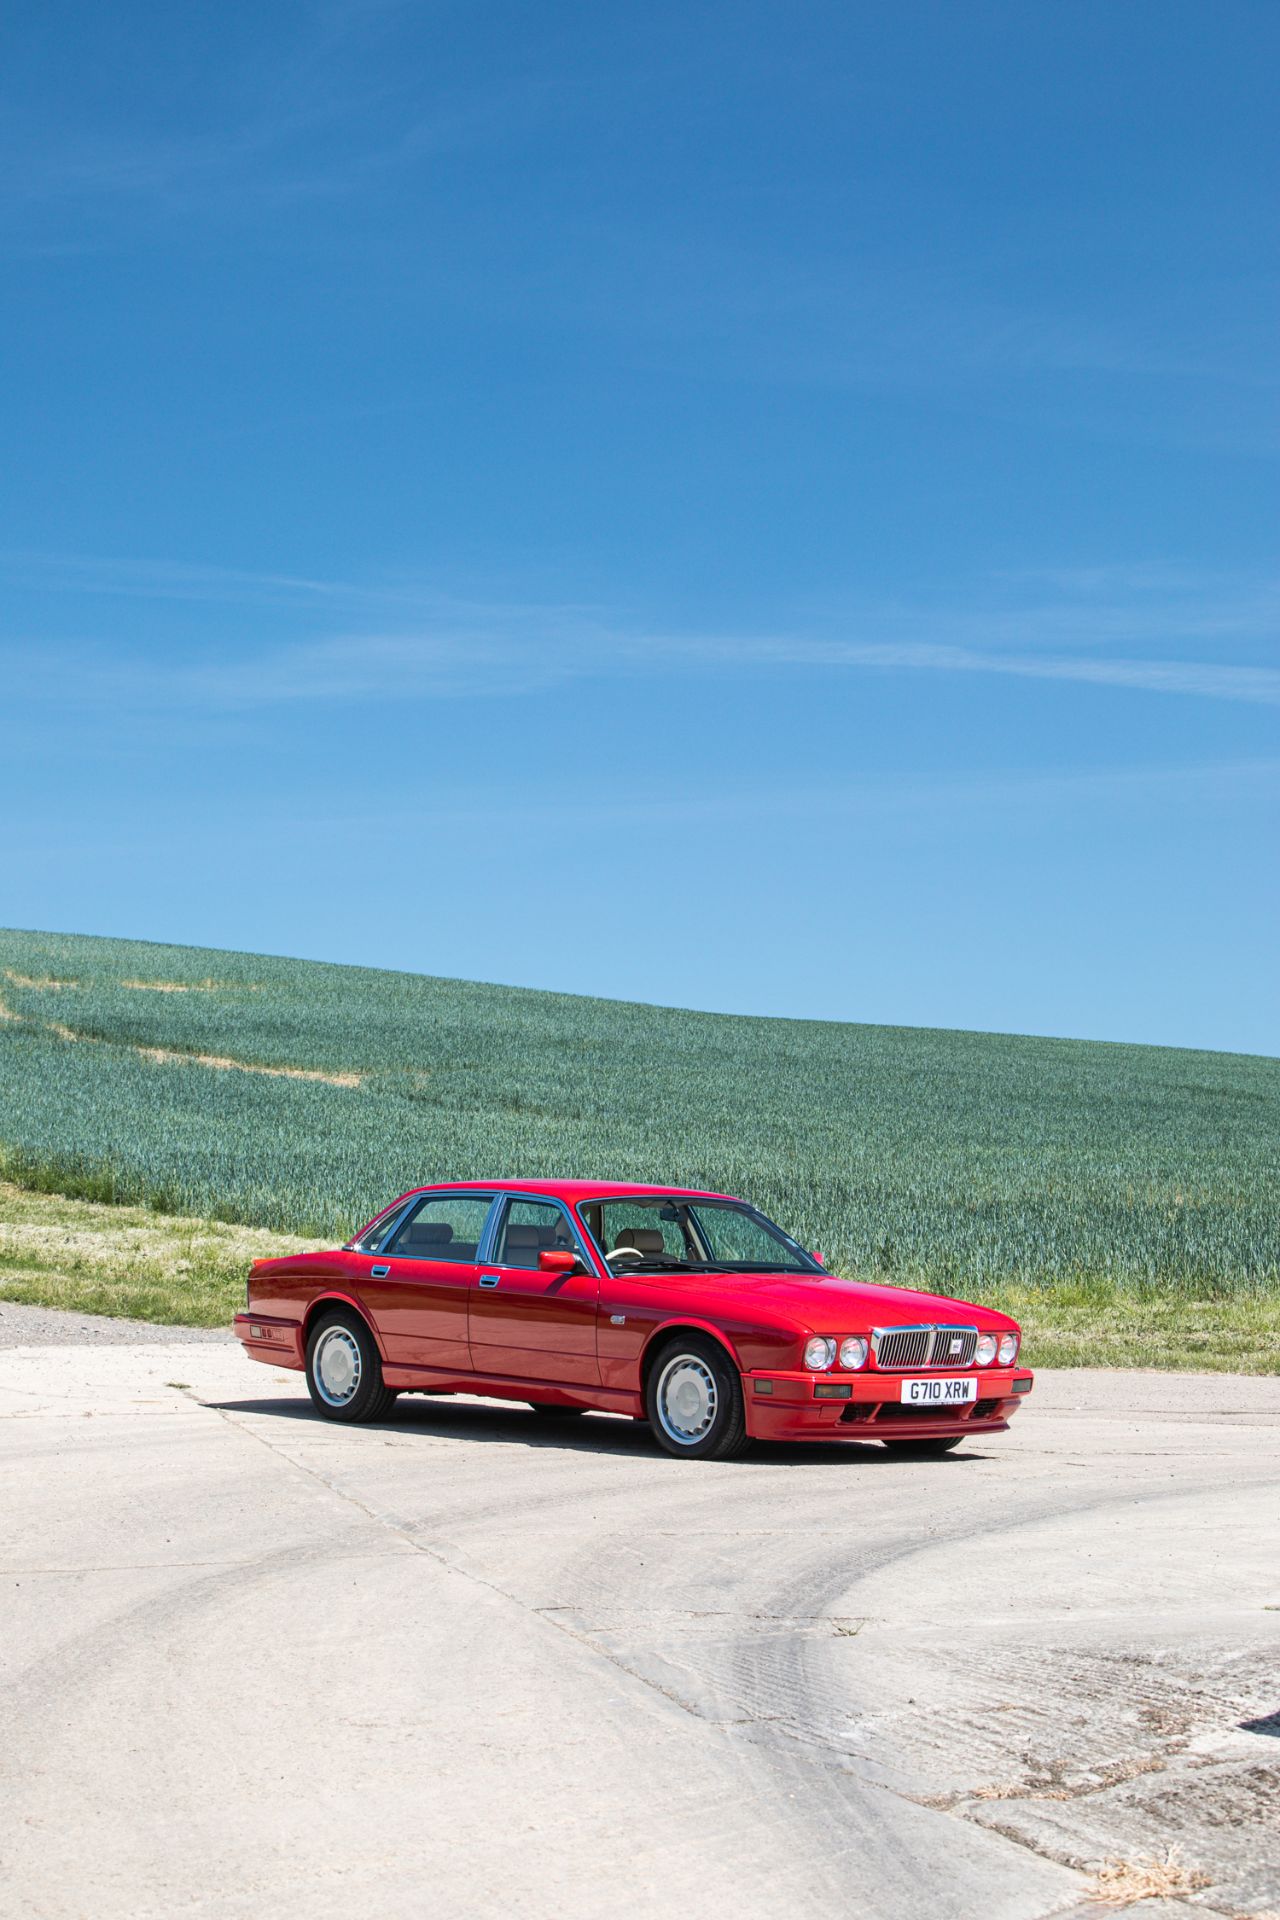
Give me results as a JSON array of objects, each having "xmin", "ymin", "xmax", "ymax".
[
  {"xmin": 504, "ymin": 1224, "xmax": 542, "ymax": 1249},
  {"xmin": 405, "ymin": 1221, "xmax": 453, "ymax": 1245},
  {"xmin": 615, "ymin": 1227, "xmax": 664, "ymax": 1254}
]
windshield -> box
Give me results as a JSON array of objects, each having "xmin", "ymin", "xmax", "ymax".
[{"xmin": 578, "ymin": 1196, "xmax": 821, "ymax": 1274}]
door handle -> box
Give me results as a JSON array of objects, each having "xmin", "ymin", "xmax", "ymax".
[
  {"xmin": 478, "ymin": 1273, "xmax": 500, "ymax": 1288},
  {"xmin": 370, "ymin": 1265, "xmax": 390, "ymax": 1278}
]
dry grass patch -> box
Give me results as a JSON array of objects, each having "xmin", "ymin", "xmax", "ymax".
[
  {"xmin": 1088, "ymin": 1845, "xmax": 1209, "ymax": 1906},
  {"xmin": 121, "ymin": 978, "xmax": 233, "ymax": 992},
  {"xmin": 0, "ymin": 1181, "xmax": 315, "ymax": 1327},
  {"xmin": 35, "ymin": 1019, "xmax": 362, "ymax": 1088},
  {"xmin": 132, "ymin": 1043, "xmax": 361, "ymax": 1087},
  {"xmin": 2, "ymin": 969, "xmax": 79, "ymax": 989}
]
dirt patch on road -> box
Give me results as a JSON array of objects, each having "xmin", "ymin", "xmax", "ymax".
[{"xmin": 1089, "ymin": 1846, "xmax": 1209, "ymax": 1906}]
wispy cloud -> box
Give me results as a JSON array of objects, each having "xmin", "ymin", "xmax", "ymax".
[
  {"xmin": 0, "ymin": 14, "xmax": 546, "ymax": 240},
  {"xmin": 303, "ymin": 755, "xmax": 1280, "ymax": 841},
  {"xmin": 5, "ymin": 550, "xmax": 1277, "ymax": 708},
  {"xmin": 696, "ymin": 638, "xmax": 1280, "ymax": 707},
  {"xmin": 12, "ymin": 625, "xmax": 1279, "ymax": 714},
  {"xmin": 0, "ymin": 549, "xmax": 600, "ymax": 623}
]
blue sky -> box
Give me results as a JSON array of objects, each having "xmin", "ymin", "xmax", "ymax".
[{"xmin": 2, "ymin": 1, "xmax": 1277, "ymax": 1054}]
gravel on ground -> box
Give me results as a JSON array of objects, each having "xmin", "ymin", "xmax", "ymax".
[{"xmin": 0, "ymin": 1298, "xmax": 233, "ymax": 1346}]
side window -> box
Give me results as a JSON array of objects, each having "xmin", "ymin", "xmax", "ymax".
[
  {"xmin": 495, "ymin": 1199, "xmax": 583, "ymax": 1269},
  {"xmin": 385, "ymin": 1195, "xmax": 494, "ymax": 1264}
]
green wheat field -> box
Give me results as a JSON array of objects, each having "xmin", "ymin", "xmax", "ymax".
[{"xmin": 2, "ymin": 926, "xmax": 1277, "ymax": 1369}]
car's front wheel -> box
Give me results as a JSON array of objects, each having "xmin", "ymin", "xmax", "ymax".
[
  {"xmin": 305, "ymin": 1309, "xmax": 396, "ymax": 1424},
  {"xmin": 645, "ymin": 1334, "xmax": 748, "ymax": 1460}
]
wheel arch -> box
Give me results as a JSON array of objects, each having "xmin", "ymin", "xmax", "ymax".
[
  {"xmin": 640, "ymin": 1319, "xmax": 744, "ymax": 1395},
  {"xmin": 302, "ymin": 1292, "xmax": 387, "ymax": 1359}
]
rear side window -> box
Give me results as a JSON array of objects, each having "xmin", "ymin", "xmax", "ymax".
[{"xmin": 385, "ymin": 1194, "xmax": 495, "ymax": 1264}]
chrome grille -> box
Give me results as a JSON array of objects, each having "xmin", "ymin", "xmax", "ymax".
[
  {"xmin": 872, "ymin": 1324, "xmax": 979, "ymax": 1370},
  {"xmin": 874, "ymin": 1326, "xmax": 931, "ymax": 1370}
]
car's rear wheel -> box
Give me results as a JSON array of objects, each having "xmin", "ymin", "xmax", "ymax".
[
  {"xmin": 646, "ymin": 1334, "xmax": 748, "ymax": 1460},
  {"xmin": 305, "ymin": 1310, "xmax": 396, "ymax": 1424},
  {"xmin": 881, "ymin": 1435, "xmax": 963, "ymax": 1455}
]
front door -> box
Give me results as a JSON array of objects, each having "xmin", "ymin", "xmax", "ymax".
[
  {"xmin": 469, "ymin": 1196, "xmax": 602, "ymax": 1386},
  {"xmin": 354, "ymin": 1192, "xmax": 497, "ymax": 1372}
]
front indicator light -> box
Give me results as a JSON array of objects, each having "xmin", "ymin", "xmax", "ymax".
[
  {"xmin": 997, "ymin": 1333, "xmax": 1019, "ymax": 1366},
  {"xmin": 975, "ymin": 1333, "xmax": 998, "ymax": 1366},
  {"xmin": 804, "ymin": 1336, "xmax": 836, "ymax": 1370},
  {"xmin": 838, "ymin": 1336, "xmax": 868, "ymax": 1370}
]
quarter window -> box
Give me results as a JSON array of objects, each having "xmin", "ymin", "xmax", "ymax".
[
  {"xmin": 384, "ymin": 1194, "xmax": 494, "ymax": 1264},
  {"xmin": 353, "ymin": 1203, "xmax": 408, "ymax": 1252}
]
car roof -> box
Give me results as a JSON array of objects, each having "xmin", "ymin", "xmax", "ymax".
[{"xmin": 397, "ymin": 1178, "xmax": 740, "ymax": 1204}]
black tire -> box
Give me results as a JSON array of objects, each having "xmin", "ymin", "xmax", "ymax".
[
  {"xmin": 880, "ymin": 1435, "xmax": 963, "ymax": 1455},
  {"xmin": 528, "ymin": 1402, "xmax": 586, "ymax": 1418},
  {"xmin": 645, "ymin": 1333, "xmax": 748, "ymax": 1461},
  {"xmin": 305, "ymin": 1309, "xmax": 396, "ymax": 1424}
]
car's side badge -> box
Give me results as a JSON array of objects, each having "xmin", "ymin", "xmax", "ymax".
[{"xmin": 610, "ymin": 1314, "xmax": 626, "ymax": 1325}]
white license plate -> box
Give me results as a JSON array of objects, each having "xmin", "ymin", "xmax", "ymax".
[{"xmin": 900, "ymin": 1375, "xmax": 978, "ymax": 1406}]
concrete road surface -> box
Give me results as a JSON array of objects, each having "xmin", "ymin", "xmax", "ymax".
[{"xmin": 2, "ymin": 1325, "xmax": 1278, "ymax": 1920}]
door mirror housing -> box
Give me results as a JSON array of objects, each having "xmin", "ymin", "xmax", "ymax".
[{"xmin": 538, "ymin": 1249, "xmax": 580, "ymax": 1275}]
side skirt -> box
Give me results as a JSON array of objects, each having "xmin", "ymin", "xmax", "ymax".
[{"xmin": 381, "ymin": 1364, "xmax": 644, "ymax": 1418}]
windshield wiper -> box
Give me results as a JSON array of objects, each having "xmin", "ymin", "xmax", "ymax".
[
  {"xmin": 708, "ymin": 1262, "xmax": 811, "ymax": 1273},
  {"xmin": 608, "ymin": 1257, "xmax": 732, "ymax": 1273}
]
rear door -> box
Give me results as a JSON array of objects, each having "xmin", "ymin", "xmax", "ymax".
[
  {"xmin": 469, "ymin": 1196, "xmax": 602, "ymax": 1386},
  {"xmin": 354, "ymin": 1192, "xmax": 497, "ymax": 1372}
]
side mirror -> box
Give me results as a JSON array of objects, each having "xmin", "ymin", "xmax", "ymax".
[
  {"xmin": 538, "ymin": 1249, "xmax": 579, "ymax": 1275},
  {"xmin": 811, "ymin": 1250, "xmax": 825, "ymax": 1267}
]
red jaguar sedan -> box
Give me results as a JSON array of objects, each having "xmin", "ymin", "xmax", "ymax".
[{"xmin": 234, "ymin": 1179, "xmax": 1033, "ymax": 1459}]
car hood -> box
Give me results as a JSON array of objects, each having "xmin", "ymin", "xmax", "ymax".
[{"xmin": 716, "ymin": 1270, "xmax": 1018, "ymax": 1334}]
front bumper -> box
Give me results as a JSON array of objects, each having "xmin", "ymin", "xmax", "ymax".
[{"xmin": 744, "ymin": 1366, "xmax": 1034, "ymax": 1442}]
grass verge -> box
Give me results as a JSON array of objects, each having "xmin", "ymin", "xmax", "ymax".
[
  {"xmin": 1, "ymin": 1181, "xmax": 1276, "ymax": 1370},
  {"xmin": 0, "ymin": 1181, "xmax": 314, "ymax": 1327},
  {"xmin": 981, "ymin": 1281, "xmax": 1280, "ymax": 1374}
]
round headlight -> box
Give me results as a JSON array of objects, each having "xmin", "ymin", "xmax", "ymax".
[
  {"xmin": 997, "ymin": 1332, "xmax": 1019, "ymax": 1366},
  {"xmin": 975, "ymin": 1333, "xmax": 998, "ymax": 1366},
  {"xmin": 803, "ymin": 1336, "xmax": 835, "ymax": 1370},
  {"xmin": 838, "ymin": 1335, "xmax": 868, "ymax": 1370}
]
